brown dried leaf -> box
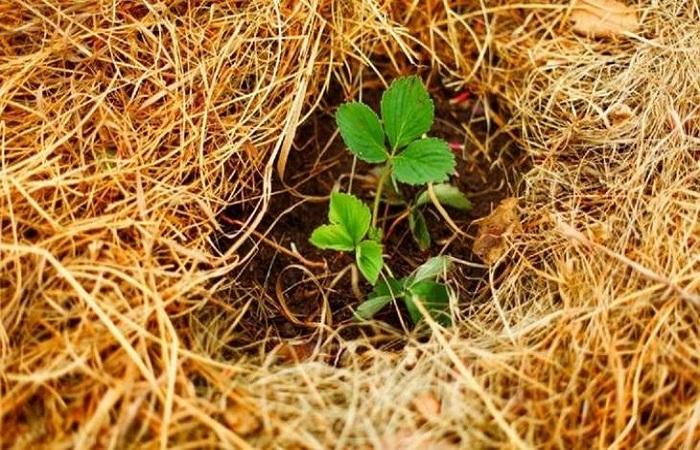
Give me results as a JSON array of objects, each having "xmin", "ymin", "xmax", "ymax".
[
  {"xmin": 606, "ymin": 103, "xmax": 634, "ymax": 126},
  {"xmin": 243, "ymin": 139, "xmax": 260, "ymax": 162},
  {"xmin": 570, "ymin": 0, "xmax": 639, "ymax": 38},
  {"xmin": 377, "ymin": 430, "xmax": 456, "ymax": 450},
  {"xmin": 472, "ymin": 197, "xmax": 521, "ymax": 265},
  {"xmin": 223, "ymin": 404, "xmax": 261, "ymax": 437},
  {"xmin": 411, "ymin": 392, "xmax": 441, "ymax": 421},
  {"xmin": 275, "ymin": 341, "xmax": 315, "ymax": 363},
  {"xmin": 586, "ymin": 222, "xmax": 611, "ymax": 244}
]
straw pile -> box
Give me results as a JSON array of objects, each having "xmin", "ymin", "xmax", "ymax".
[{"xmin": 2, "ymin": 0, "xmax": 699, "ymax": 449}]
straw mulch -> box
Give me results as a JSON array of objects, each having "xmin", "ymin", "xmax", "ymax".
[{"xmin": 1, "ymin": 1, "xmax": 699, "ymax": 449}]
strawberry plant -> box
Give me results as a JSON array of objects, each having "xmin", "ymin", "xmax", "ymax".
[{"xmin": 309, "ymin": 76, "xmax": 470, "ymax": 326}]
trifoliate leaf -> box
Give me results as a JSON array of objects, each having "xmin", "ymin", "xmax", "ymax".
[
  {"xmin": 328, "ymin": 192, "xmax": 371, "ymax": 245},
  {"xmin": 409, "ymin": 209, "xmax": 431, "ymax": 251},
  {"xmin": 355, "ymin": 240, "xmax": 383, "ymax": 284},
  {"xmin": 415, "ymin": 184, "xmax": 473, "ymax": 211},
  {"xmin": 336, "ymin": 102, "xmax": 388, "ymax": 163},
  {"xmin": 392, "ymin": 138, "xmax": 455, "ymax": 185},
  {"xmin": 405, "ymin": 281, "xmax": 452, "ymax": 326},
  {"xmin": 309, "ymin": 224, "xmax": 355, "ymax": 251},
  {"xmin": 411, "ymin": 256, "xmax": 451, "ymax": 286},
  {"xmin": 381, "ymin": 76, "xmax": 434, "ymax": 150}
]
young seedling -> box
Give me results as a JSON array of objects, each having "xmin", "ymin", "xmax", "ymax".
[
  {"xmin": 355, "ymin": 256, "xmax": 453, "ymax": 326},
  {"xmin": 309, "ymin": 76, "xmax": 467, "ymax": 327},
  {"xmin": 309, "ymin": 192, "xmax": 383, "ymax": 284}
]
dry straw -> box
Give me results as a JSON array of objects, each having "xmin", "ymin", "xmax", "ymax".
[{"xmin": 1, "ymin": 0, "xmax": 699, "ymax": 449}]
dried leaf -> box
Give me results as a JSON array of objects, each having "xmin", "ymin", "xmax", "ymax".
[
  {"xmin": 223, "ymin": 404, "xmax": 261, "ymax": 437},
  {"xmin": 570, "ymin": 0, "xmax": 639, "ymax": 38},
  {"xmin": 275, "ymin": 341, "xmax": 315, "ymax": 363},
  {"xmin": 606, "ymin": 103, "xmax": 634, "ymax": 126},
  {"xmin": 586, "ymin": 223, "xmax": 610, "ymax": 244},
  {"xmin": 378, "ymin": 430, "xmax": 456, "ymax": 450},
  {"xmin": 412, "ymin": 392, "xmax": 441, "ymax": 421},
  {"xmin": 243, "ymin": 139, "xmax": 260, "ymax": 162},
  {"xmin": 472, "ymin": 197, "xmax": 521, "ymax": 265}
]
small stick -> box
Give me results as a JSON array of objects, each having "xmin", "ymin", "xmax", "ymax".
[{"xmin": 384, "ymin": 209, "xmax": 411, "ymax": 240}]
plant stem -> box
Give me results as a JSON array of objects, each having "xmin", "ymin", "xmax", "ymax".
[{"xmin": 371, "ymin": 164, "xmax": 391, "ymax": 228}]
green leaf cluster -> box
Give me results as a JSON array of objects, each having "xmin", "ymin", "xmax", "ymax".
[
  {"xmin": 336, "ymin": 76, "xmax": 455, "ymax": 185},
  {"xmin": 309, "ymin": 193, "xmax": 383, "ymax": 284},
  {"xmin": 309, "ymin": 76, "xmax": 473, "ymax": 330},
  {"xmin": 355, "ymin": 256, "xmax": 453, "ymax": 326}
]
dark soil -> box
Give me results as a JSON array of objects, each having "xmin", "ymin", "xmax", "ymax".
[{"xmin": 214, "ymin": 78, "xmax": 525, "ymax": 350}]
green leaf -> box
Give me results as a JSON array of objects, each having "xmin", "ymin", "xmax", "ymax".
[
  {"xmin": 354, "ymin": 295, "xmax": 394, "ymax": 321},
  {"xmin": 415, "ymin": 184, "xmax": 473, "ymax": 211},
  {"xmin": 355, "ymin": 240, "xmax": 383, "ymax": 284},
  {"xmin": 309, "ymin": 224, "xmax": 354, "ymax": 251},
  {"xmin": 392, "ymin": 138, "xmax": 455, "ymax": 185},
  {"xmin": 328, "ymin": 192, "xmax": 371, "ymax": 245},
  {"xmin": 336, "ymin": 102, "xmax": 388, "ymax": 163},
  {"xmin": 381, "ymin": 76, "xmax": 435, "ymax": 150},
  {"xmin": 409, "ymin": 209, "xmax": 431, "ymax": 251},
  {"xmin": 405, "ymin": 281, "xmax": 452, "ymax": 326},
  {"xmin": 411, "ymin": 256, "xmax": 451, "ymax": 286}
]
